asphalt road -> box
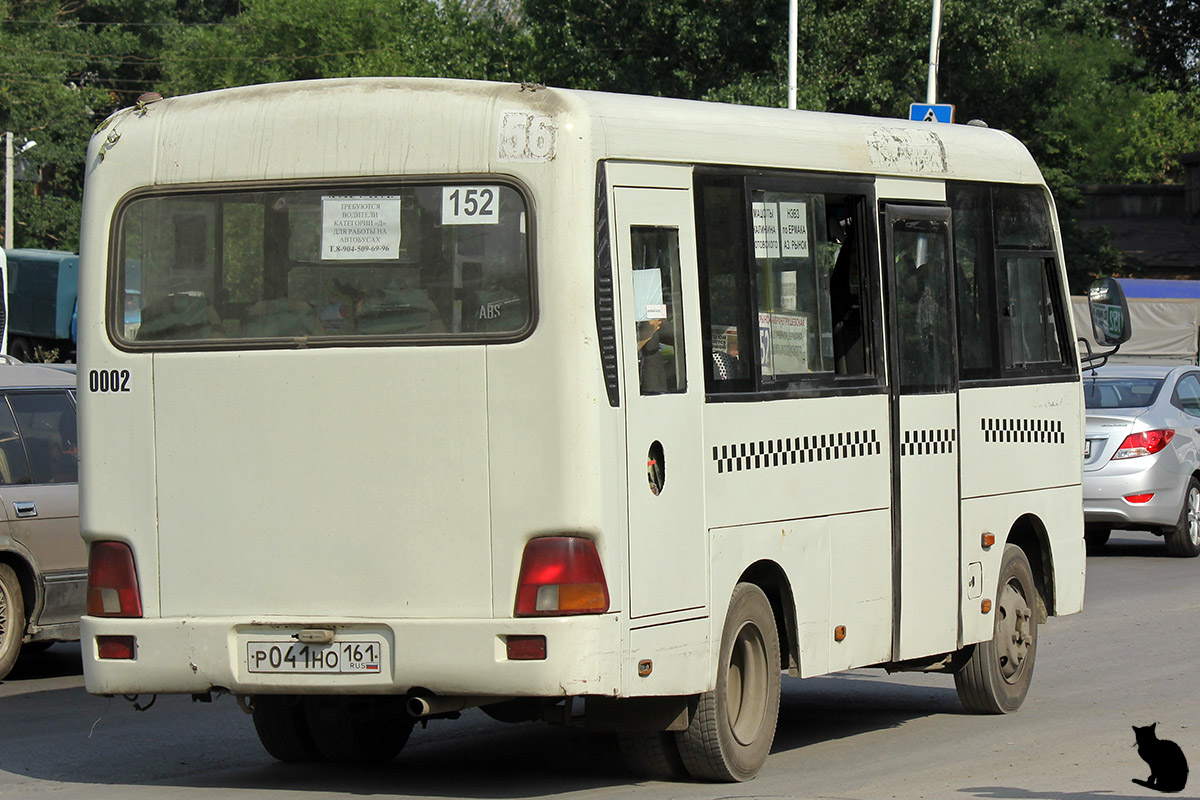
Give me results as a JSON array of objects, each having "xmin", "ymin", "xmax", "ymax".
[{"xmin": 1, "ymin": 529, "xmax": 1196, "ymax": 800}]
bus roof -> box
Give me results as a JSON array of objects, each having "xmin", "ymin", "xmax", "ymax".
[{"xmin": 91, "ymin": 77, "xmax": 1044, "ymax": 188}]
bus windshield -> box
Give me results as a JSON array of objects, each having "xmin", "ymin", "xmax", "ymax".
[{"xmin": 113, "ymin": 182, "xmax": 532, "ymax": 346}]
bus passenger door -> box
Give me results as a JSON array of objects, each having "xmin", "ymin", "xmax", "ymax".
[
  {"xmin": 883, "ymin": 205, "xmax": 961, "ymax": 660},
  {"xmin": 612, "ymin": 184, "xmax": 707, "ymax": 620}
]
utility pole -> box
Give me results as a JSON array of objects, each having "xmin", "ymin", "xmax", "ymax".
[
  {"xmin": 926, "ymin": 0, "xmax": 943, "ymax": 104},
  {"xmin": 788, "ymin": 0, "xmax": 798, "ymax": 110},
  {"xmin": 5, "ymin": 132, "xmax": 13, "ymax": 250},
  {"xmin": 4, "ymin": 132, "xmax": 36, "ymax": 250}
]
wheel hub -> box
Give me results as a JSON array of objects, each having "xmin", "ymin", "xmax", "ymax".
[
  {"xmin": 996, "ymin": 580, "xmax": 1032, "ymax": 683},
  {"xmin": 727, "ymin": 622, "xmax": 769, "ymax": 746},
  {"xmin": 1186, "ymin": 487, "xmax": 1200, "ymax": 547}
]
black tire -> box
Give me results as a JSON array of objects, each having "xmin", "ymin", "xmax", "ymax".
[
  {"xmin": 7, "ymin": 337, "xmax": 32, "ymax": 363},
  {"xmin": 675, "ymin": 583, "xmax": 780, "ymax": 782},
  {"xmin": 1084, "ymin": 526, "xmax": 1111, "ymax": 554},
  {"xmin": 954, "ymin": 545, "xmax": 1038, "ymax": 714},
  {"xmin": 304, "ymin": 696, "xmax": 413, "ymax": 764},
  {"xmin": 618, "ymin": 731, "xmax": 689, "ymax": 781},
  {"xmin": 251, "ymin": 695, "xmax": 320, "ymax": 762},
  {"xmin": 0, "ymin": 563, "xmax": 25, "ymax": 681},
  {"xmin": 1164, "ymin": 478, "xmax": 1200, "ymax": 557}
]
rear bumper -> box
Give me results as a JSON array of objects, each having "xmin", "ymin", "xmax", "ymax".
[
  {"xmin": 81, "ymin": 614, "xmax": 622, "ymax": 698},
  {"xmin": 1082, "ymin": 467, "xmax": 1186, "ymax": 528}
]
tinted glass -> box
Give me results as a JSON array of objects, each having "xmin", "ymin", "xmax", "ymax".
[
  {"xmin": 892, "ymin": 217, "xmax": 955, "ymax": 392},
  {"xmin": 115, "ymin": 183, "xmax": 532, "ymax": 346},
  {"xmin": 631, "ymin": 226, "xmax": 686, "ymax": 395},
  {"xmin": 994, "ymin": 185, "xmax": 1052, "ymax": 248},
  {"xmin": 0, "ymin": 400, "xmax": 31, "ymax": 485},
  {"xmin": 1174, "ymin": 374, "xmax": 1200, "ymax": 416},
  {"xmin": 1002, "ymin": 256, "xmax": 1064, "ymax": 367},
  {"xmin": 8, "ymin": 392, "xmax": 77, "ymax": 484},
  {"xmin": 1083, "ymin": 378, "xmax": 1164, "ymax": 409}
]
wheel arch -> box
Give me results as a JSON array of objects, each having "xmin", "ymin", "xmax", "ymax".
[
  {"xmin": 0, "ymin": 549, "xmax": 38, "ymax": 634},
  {"xmin": 1005, "ymin": 514, "xmax": 1054, "ymax": 621},
  {"xmin": 737, "ymin": 559, "xmax": 798, "ymax": 674}
]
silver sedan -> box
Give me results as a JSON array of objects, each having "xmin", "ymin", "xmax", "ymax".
[{"xmin": 1083, "ymin": 364, "xmax": 1200, "ymax": 556}]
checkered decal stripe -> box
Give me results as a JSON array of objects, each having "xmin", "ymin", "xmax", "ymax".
[
  {"xmin": 982, "ymin": 417, "xmax": 1065, "ymax": 445},
  {"xmin": 900, "ymin": 428, "xmax": 956, "ymax": 457},
  {"xmin": 712, "ymin": 430, "xmax": 881, "ymax": 474}
]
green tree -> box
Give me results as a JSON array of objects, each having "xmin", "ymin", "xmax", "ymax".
[
  {"xmin": 160, "ymin": 0, "xmax": 527, "ymax": 94},
  {"xmin": 0, "ymin": 0, "xmax": 136, "ymax": 248}
]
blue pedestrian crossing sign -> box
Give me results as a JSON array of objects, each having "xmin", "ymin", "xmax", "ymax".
[{"xmin": 909, "ymin": 103, "xmax": 955, "ymax": 123}]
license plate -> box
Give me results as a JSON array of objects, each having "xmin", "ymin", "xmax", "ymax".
[
  {"xmin": 1084, "ymin": 440, "xmax": 1092, "ymax": 458},
  {"xmin": 246, "ymin": 637, "xmax": 385, "ymax": 674}
]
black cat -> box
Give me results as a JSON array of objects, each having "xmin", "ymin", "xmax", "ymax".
[{"xmin": 1132, "ymin": 723, "xmax": 1189, "ymax": 793}]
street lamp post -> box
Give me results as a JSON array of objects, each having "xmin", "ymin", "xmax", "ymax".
[
  {"xmin": 926, "ymin": 0, "xmax": 943, "ymax": 104},
  {"xmin": 4, "ymin": 132, "xmax": 36, "ymax": 250}
]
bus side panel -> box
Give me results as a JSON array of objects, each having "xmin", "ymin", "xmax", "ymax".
[
  {"xmin": 77, "ymin": 142, "xmax": 164, "ymax": 617},
  {"xmin": 625, "ymin": 616, "xmax": 711, "ymax": 696},
  {"xmin": 959, "ymin": 485, "xmax": 1085, "ymax": 644},
  {"xmin": 703, "ymin": 394, "xmax": 892, "ymax": 676},
  {"xmin": 959, "ymin": 381, "xmax": 1085, "ymax": 644},
  {"xmin": 703, "ymin": 394, "xmax": 891, "ymax": 530},
  {"xmin": 707, "ymin": 510, "xmax": 891, "ymax": 679}
]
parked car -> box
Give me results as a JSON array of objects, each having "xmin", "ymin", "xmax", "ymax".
[
  {"xmin": 1083, "ymin": 364, "xmax": 1200, "ymax": 556},
  {"xmin": 0, "ymin": 363, "xmax": 81, "ymax": 679}
]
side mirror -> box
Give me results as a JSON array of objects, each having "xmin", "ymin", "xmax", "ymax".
[{"xmin": 1087, "ymin": 277, "xmax": 1131, "ymax": 346}]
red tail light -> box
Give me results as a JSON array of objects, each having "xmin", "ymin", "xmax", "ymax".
[
  {"xmin": 1112, "ymin": 429, "xmax": 1175, "ymax": 460},
  {"xmin": 514, "ymin": 537, "xmax": 609, "ymax": 616},
  {"xmin": 87, "ymin": 542, "xmax": 143, "ymax": 618}
]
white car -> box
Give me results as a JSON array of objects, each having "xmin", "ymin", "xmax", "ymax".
[{"xmin": 1082, "ymin": 364, "xmax": 1200, "ymax": 556}]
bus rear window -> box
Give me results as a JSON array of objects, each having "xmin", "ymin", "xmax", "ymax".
[{"xmin": 113, "ymin": 182, "xmax": 532, "ymax": 346}]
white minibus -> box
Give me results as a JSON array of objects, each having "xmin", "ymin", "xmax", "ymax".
[{"xmin": 77, "ymin": 78, "xmax": 1118, "ymax": 781}]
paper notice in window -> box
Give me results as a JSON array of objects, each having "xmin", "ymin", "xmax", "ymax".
[
  {"xmin": 779, "ymin": 202, "xmax": 810, "ymax": 257},
  {"xmin": 759, "ymin": 312, "xmax": 808, "ymax": 375},
  {"xmin": 321, "ymin": 196, "xmax": 402, "ymax": 260},
  {"xmin": 633, "ymin": 269, "xmax": 666, "ymax": 322},
  {"xmin": 752, "ymin": 202, "xmax": 780, "ymax": 259}
]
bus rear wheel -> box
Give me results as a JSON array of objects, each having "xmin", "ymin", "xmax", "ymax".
[
  {"xmin": 251, "ymin": 695, "xmax": 319, "ymax": 762},
  {"xmin": 676, "ymin": 582, "xmax": 780, "ymax": 781},
  {"xmin": 618, "ymin": 731, "xmax": 689, "ymax": 780},
  {"xmin": 304, "ymin": 696, "xmax": 413, "ymax": 763},
  {"xmin": 954, "ymin": 544, "xmax": 1038, "ymax": 714}
]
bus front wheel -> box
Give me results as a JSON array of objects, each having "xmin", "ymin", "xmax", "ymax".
[
  {"xmin": 676, "ymin": 582, "xmax": 780, "ymax": 781},
  {"xmin": 954, "ymin": 544, "xmax": 1038, "ymax": 714}
]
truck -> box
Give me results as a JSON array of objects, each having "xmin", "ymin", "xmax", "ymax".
[
  {"xmin": 4, "ymin": 248, "xmax": 79, "ymax": 362},
  {"xmin": 1073, "ymin": 278, "xmax": 1200, "ymax": 366}
]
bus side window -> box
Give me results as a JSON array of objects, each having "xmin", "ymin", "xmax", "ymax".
[
  {"xmin": 631, "ymin": 226, "xmax": 686, "ymax": 395},
  {"xmin": 949, "ymin": 182, "xmax": 1071, "ymax": 379}
]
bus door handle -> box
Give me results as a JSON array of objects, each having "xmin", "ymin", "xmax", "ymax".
[{"xmin": 13, "ymin": 501, "xmax": 37, "ymax": 518}]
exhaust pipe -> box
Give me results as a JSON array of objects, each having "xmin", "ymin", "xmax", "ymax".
[{"xmin": 406, "ymin": 694, "xmax": 510, "ymax": 718}]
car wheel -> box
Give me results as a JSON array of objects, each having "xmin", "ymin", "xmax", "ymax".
[
  {"xmin": 1165, "ymin": 478, "xmax": 1200, "ymax": 558},
  {"xmin": 1084, "ymin": 525, "xmax": 1111, "ymax": 553},
  {"xmin": 251, "ymin": 695, "xmax": 320, "ymax": 762},
  {"xmin": 0, "ymin": 563, "xmax": 25, "ymax": 681},
  {"xmin": 7, "ymin": 337, "xmax": 32, "ymax": 363},
  {"xmin": 954, "ymin": 545, "xmax": 1038, "ymax": 714},
  {"xmin": 675, "ymin": 582, "xmax": 780, "ymax": 781}
]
